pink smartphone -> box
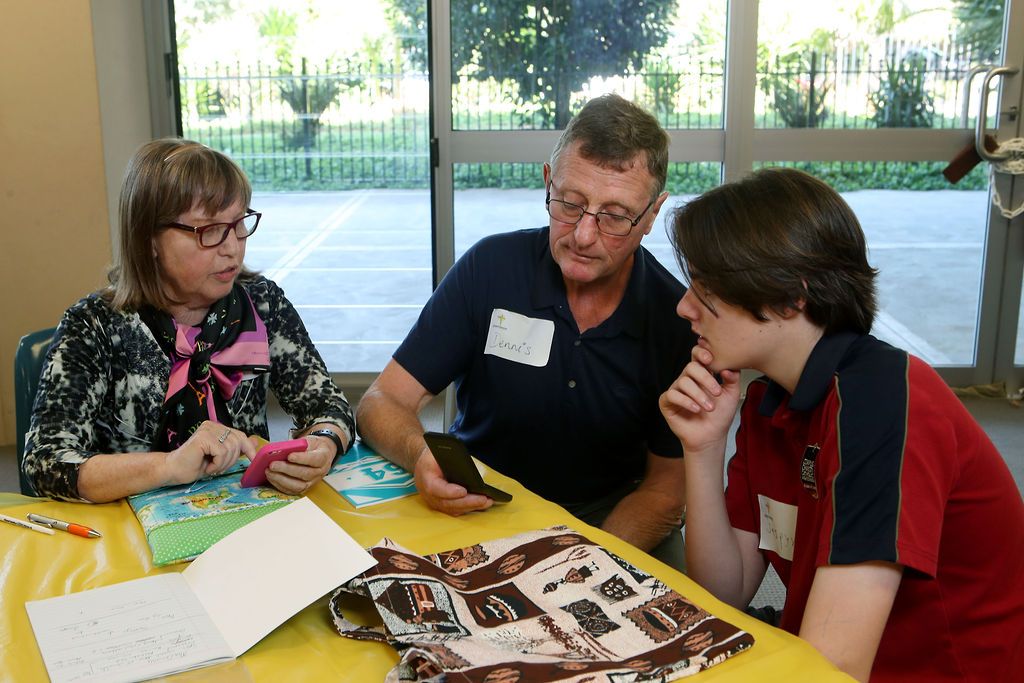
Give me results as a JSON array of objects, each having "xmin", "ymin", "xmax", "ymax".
[{"xmin": 240, "ymin": 438, "xmax": 308, "ymax": 488}]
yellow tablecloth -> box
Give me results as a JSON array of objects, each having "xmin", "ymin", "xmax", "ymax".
[{"xmin": 0, "ymin": 463, "xmax": 851, "ymax": 682}]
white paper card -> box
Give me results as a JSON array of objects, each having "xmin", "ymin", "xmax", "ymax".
[
  {"xmin": 184, "ymin": 496, "xmax": 376, "ymax": 656},
  {"xmin": 757, "ymin": 494, "xmax": 798, "ymax": 561},
  {"xmin": 483, "ymin": 308, "xmax": 554, "ymax": 367}
]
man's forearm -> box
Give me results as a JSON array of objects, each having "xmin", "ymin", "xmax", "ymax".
[
  {"xmin": 601, "ymin": 488, "xmax": 684, "ymax": 552},
  {"xmin": 355, "ymin": 389, "xmax": 430, "ymax": 472}
]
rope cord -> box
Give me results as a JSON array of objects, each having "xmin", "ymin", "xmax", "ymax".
[{"xmin": 989, "ymin": 137, "xmax": 1024, "ymax": 219}]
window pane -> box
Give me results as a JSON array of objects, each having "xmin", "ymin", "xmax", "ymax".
[
  {"xmin": 454, "ymin": 164, "xmax": 547, "ymax": 259},
  {"xmin": 755, "ymin": 1, "xmax": 1003, "ymax": 129},
  {"xmin": 757, "ymin": 161, "xmax": 989, "ymax": 365},
  {"xmin": 243, "ymin": 191, "xmax": 432, "ymax": 371},
  {"xmin": 450, "ymin": 1, "xmax": 727, "ymax": 130},
  {"xmin": 174, "ymin": 1, "xmax": 430, "ymax": 373}
]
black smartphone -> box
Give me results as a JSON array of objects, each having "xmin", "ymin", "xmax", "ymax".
[{"xmin": 422, "ymin": 432, "xmax": 512, "ymax": 503}]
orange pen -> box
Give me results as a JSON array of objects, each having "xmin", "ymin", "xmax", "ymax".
[{"xmin": 26, "ymin": 513, "xmax": 102, "ymax": 539}]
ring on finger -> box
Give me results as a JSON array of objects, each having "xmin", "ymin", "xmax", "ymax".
[{"xmin": 218, "ymin": 427, "xmax": 230, "ymax": 443}]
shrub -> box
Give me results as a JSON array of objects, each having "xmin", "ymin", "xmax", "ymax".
[
  {"xmin": 870, "ymin": 51, "xmax": 935, "ymax": 128},
  {"xmin": 761, "ymin": 49, "xmax": 832, "ymax": 128}
]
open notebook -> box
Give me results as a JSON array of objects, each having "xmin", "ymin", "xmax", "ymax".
[{"xmin": 26, "ymin": 498, "xmax": 376, "ymax": 683}]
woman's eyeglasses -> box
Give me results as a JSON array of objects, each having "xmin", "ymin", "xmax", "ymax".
[{"xmin": 164, "ymin": 210, "xmax": 261, "ymax": 248}]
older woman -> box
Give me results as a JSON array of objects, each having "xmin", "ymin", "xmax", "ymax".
[{"xmin": 22, "ymin": 138, "xmax": 354, "ymax": 502}]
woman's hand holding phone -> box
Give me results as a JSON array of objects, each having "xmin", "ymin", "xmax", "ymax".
[{"xmin": 240, "ymin": 438, "xmax": 308, "ymax": 488}]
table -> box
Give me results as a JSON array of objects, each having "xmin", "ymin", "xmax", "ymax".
[{"xmin": 0, "ymin": 462, "xmax": 851, "ymax": 681}]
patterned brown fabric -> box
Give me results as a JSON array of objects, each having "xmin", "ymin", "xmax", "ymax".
[{"xmin": 330, "ymin": 526, "xmax": 753, "ymax": 682}]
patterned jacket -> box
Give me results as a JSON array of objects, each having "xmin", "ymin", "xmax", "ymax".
[{"xmin": 23, "ymin": 276, "xmax": 354, "ymax": 501}]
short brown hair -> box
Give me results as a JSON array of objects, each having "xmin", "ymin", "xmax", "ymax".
[
  {"xmin": 106, "ymin": 138, "xmax": 254, "ymax": 311},
  {"xmin": 670, "ymin": 167, "xmax": 878, "ymax": 334},
  {"xmin": 550, "ymin": 93, "xmax": 669, "ymax": 197}
]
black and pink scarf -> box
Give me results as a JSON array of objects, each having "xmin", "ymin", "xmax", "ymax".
[{"xmin": 141, "ymin": 283, "xmax": 271, "ymax": 451}]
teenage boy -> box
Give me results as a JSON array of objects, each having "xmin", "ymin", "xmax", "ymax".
[{"xmin": 659, "ymin": 167, "xmax": 1024, "ymax": 682}]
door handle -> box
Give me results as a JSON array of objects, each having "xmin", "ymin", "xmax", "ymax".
[
  {"xmin": 974, "ymin": 65, "xmax": 1020, "ymax": 163},
  {"xmin": 960, "ymin": 64, "xmax": 995, "ymax": 128}
]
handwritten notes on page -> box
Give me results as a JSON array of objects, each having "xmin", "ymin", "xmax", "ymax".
[
  {"xmin": 24, "ymin": 574, "xmax": 232, "ymax": 683},
  {"xmin": 25, "ymin": 497, "xmax": 377, "ymax": 683},
  {"xmin": 757, "ymin": 494, "xmax": 797, "ymax": 561}
]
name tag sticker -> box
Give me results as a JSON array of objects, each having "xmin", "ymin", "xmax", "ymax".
[
  {"xmin": 484, "ymin": 309, "xmax": 554, "ymax": 367},
  {"xmin": 757, "ymin": 494, "xmax": 797, "ymax": 561}
]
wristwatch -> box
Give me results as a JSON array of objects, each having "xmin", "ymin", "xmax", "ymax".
[{"xmin": 308, "ymin": 428, "xmax": 345, "ymax": 457}]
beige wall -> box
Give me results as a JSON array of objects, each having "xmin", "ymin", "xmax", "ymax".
[{"xmin": 0, "ymin": 1, "xmax": 151, "ymax": 446}]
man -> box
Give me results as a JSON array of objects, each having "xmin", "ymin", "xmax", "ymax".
[
  {"xmin": 357, "ymin": 94, "xmax": 695, "ymax": 570},
  {"xmin": 660, "ymin": 167, "xmax": 1024, "ymax": 681}
]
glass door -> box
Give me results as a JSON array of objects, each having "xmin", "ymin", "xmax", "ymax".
[
  {"xmin": 429, "ymin": 0, "xmax": 1024, "ymax": 390},
  {"xmin": 151, "ymin": 0, "xmax": 1024, "ymax": 392},
  {"xmin": 430, "ymin": 0, "xmax": 730, "ymax": 280},
  {"xmin": 747, "ymin": 0, "xmax": 1023, "ymax": 388},
  {"xmin": 162, "ymin": 1, "xmax": 432, "ymax": 382},
  {"xmin": 1001, "ymin": 21, "xmax": 1024, "ymax": 393}
]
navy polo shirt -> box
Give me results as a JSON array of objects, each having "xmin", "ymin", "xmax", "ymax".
[{"xmin": 394, "ymin": 228, "xmax": 695, "ymax": 504}]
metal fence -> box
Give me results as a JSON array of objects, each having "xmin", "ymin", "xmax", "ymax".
[
  {"xmin": 753, "ymin": 37, "xmax": 982, "ymax": 129},
  {"xmin": 179, "ymin": 37, "xmax": 981, "ymax": 191},
  {"xmin": 180, "ymin": 61, "xmax": 431, "ymax": 190}
]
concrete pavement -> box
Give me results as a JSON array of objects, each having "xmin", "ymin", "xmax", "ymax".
[{"xmin": 244, "ymin": 188, "xmax": 997, "ymax": 373}]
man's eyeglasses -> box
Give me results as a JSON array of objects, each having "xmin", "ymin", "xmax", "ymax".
[
  {"xmin": 545, "ymin": 183, "xmax": 655, "ymax": 237},
  {"xmin": 165, "ymin": 210, "xmax": 261, "ymax": 248}
]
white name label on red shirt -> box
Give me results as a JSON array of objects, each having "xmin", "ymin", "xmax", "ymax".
[
  {"xmin": 484, "ymin": 308, "xmax": 554, "ymax": 368},
  {"xmin": 758, "ymin": 494, "xmax": 797, "ymax": 561}
]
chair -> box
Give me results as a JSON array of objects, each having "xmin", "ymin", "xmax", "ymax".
[{"xmin": 14, "ymin": 327, "xmax": 57, "ymax": 496}]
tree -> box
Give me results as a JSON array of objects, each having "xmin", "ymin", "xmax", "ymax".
[
  {"xmin": 174, "ymin": 0, "xmax": 235, "ymax": 52},
  {"xmin": 254, "ymin": 7, "xmax": 358, "ymax": 174},
  {"xmin": 384, "ymin": 0, "xmax": 428, "ymax": 71},
  {"xmin": 759, "ymin": 31, "xmax": 836, "ymax": 129},
  {"xmin": 258, "ymin": 6, "xmax": 299, "ymax": 66},
  {"xmin": 386, "ymin": 0, "xmax": 676, "ymax": 128},
  {"xmin": 279, "ymin": 58, "xmax": 345, "ymax": 177},
  {"xmin": 953, "ymin": 0, "xmax": 1005, "ymax": 60}
]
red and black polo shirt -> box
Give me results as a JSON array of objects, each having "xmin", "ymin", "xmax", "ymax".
[{"xmin": 725, "ymin": 332, "xmax": 1024, "ymax": 682}]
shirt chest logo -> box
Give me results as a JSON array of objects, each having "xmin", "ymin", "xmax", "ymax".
[
  {"xmin": 800, "ymin": 443, "xmax": 821, "ymax": 499},
  {"xmin": 484, "ymin": 308, "xmax": 554, "ymax": 367}
]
